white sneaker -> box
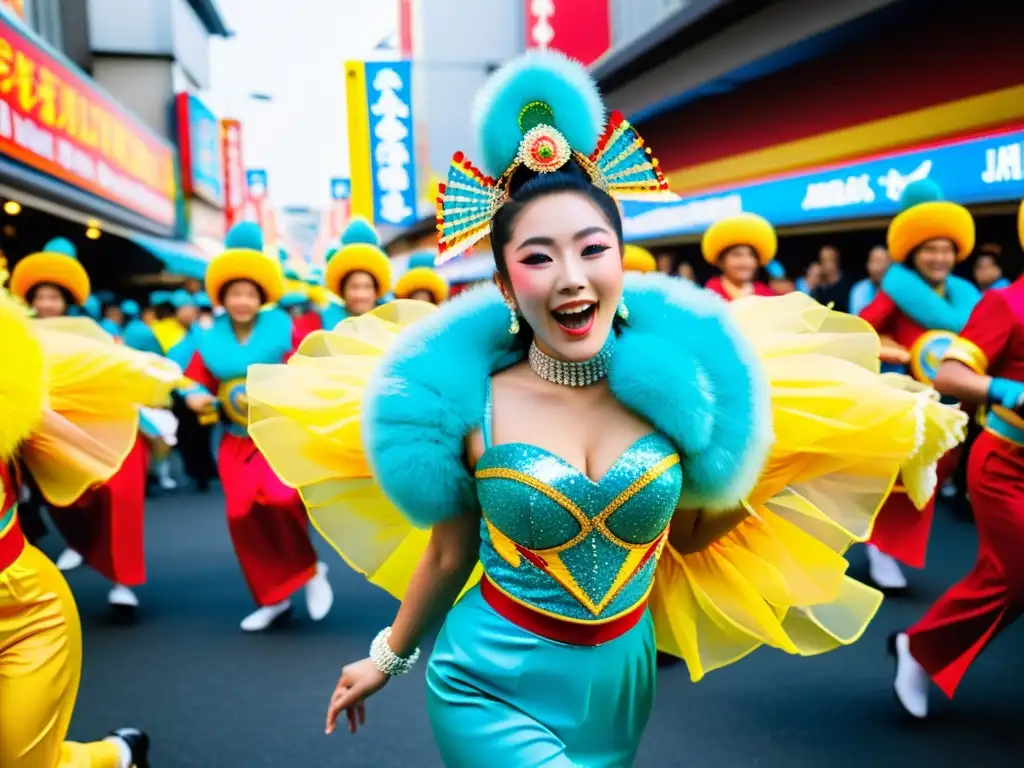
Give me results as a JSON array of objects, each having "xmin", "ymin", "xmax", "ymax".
[
  {"xmin": 156, "ymin": 461, "xmax": 178, "ymax": 490},
  {"xmin": 891, "ymin": 632, "xmax": 929, "ymax": 718},
  {"xmin": 305, "ymin": 562, "xmax": 334, "ymax": 621},
  {"xmin": 240, "ymin": 600, "xmax": 292, "ymax": 632},
  {"xmin": 867, "ymin": 543, "xmax": 908, "ymax": 589},
  {"xmin": 56, "ymin": 548, "xmax": 84, "ymax": 572},
  {"xmin": 108, "ymin": 583, "xmax": 139, "ymax": 608}
]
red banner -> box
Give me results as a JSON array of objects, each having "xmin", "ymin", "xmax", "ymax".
[
  {"xmin": 220, "ymin": 118, "xmax": 245, "ymax": 230},
  {"xmin": 525, "ymin": 0, "xmax": 611, "ymax": 67},
  {"xmin": 0, "ymin": 17, "xmax": 176, "ymax": 227},
  {"xmin": 1, "ymin": 1, "xmax": 24, "ymax": 20}
]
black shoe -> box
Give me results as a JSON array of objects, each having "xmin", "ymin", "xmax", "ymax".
[{"xmin": 110, "ymin": 727, "xmax": 150, "ymax": 768}]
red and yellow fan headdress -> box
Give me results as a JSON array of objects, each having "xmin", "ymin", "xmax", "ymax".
[{"xmin": 435, "ymin": 51, "xmax": 676, "ymax": 262}]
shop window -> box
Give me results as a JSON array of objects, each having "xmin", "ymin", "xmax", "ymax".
[{"xmin": 27, "ymin": 0, "xmax": 63, "ymax": 50}]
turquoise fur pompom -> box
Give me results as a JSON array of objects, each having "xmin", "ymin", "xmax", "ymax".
[
  {"xmin": 406, "ymin": 251, "xmax": 436, "ymax": 270},
  {"xmin": 43, "ymin": 237, "xmax": 77, "ymax": 258},
  {"xmin": 225, "ymin": 222, "xmax": 264, "ymax": 251},
  {"xmin": 473, "ymin": 50, "xmax": 605, "ymax": 178},
  {"xmin": 899, "ymin": 179, "xmax": 944, "ymax": 211},
  {"xmin": 341, "ymin": 218, "xmax": 380, "ymax": 247}
]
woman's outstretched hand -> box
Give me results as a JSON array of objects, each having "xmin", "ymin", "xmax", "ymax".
[{"xmin": 325, "ymin": 658, "xmax": 389, "ymax": 735}]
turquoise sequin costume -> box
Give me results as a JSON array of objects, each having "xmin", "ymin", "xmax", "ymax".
[{"xmin": 427, "ymin": 385, "xmax": 680, "ymax": 766}]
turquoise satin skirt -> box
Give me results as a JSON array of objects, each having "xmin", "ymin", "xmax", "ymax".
[{"xmin": 426, "ymin": 585, "xmax": 656, "ymax": 767}]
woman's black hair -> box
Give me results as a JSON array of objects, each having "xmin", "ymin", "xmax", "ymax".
[
  {"xmin": 219, "ymin": 278, "xmax": 267, "ymax": 308},
  {"xmin": 490, "ymin": 160, "xmax": 623, "ymax": 284},
  {"xmin": 488, "ymin": 160, "xmax": 624, "ymax": 348},
  {"xmin": 25, "ymin": 282, "xmax": 74, "ymax": 310}
]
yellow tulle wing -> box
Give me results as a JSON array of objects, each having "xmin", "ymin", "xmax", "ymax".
[
  {"xmin": 649, "ymin": 292, "xmax": 968, "ymax": 681},
  {"xmin": 248, "ymin": 301, "xmax": 449, "ymax": 599},
  {"xmin": 23, "ymin": 317, "xmax": 183, "ymax": 506}
]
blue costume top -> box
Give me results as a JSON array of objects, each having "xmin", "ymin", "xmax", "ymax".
[
  {"xmin": 477, "ymin": 381, "xmax": 682, "ymax": 623},
  {"xmin": 183, "ymin": 311, "xmax": 292, "ymax": 437}
]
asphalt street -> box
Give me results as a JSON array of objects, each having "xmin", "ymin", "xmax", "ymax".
[{"xmin": 47, "ymin": 489, "xmax": 1022, "ymax": 767}]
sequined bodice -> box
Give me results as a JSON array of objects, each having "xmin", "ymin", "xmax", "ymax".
[{"xmin": 475, "ymin": 433, "xmax": 682, "ymax": 623}]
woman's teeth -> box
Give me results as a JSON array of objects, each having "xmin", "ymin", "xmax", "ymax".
[{"xmin": 552, "ymin": 304, "xmax": 596, "ymax": 329}]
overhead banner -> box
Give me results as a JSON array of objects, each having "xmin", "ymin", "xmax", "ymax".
[
  {"xmin": 345, "ymin": 59, "xmax": 419, "ymax": 228},
  {"xmin": 0, "ymin": 17, "xmax": 177, "ymax": 227},
  {"xmin": 526, "ymin": 0, "xmax": 611, "ymax": 67},
  {"xmin": 220, "ymin": 118, "xmax": 246, "ymax": 229},
  {"xmin": 624, "ymin": 127, "xmax": 1024, "ymax": 240},
  {"xmin": 175, "ymin": 93, "xmax": 223, "ymax": 207}
]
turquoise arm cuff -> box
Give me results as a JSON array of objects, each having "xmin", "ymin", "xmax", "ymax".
[{"xmin": 987, "ymin": 378, "xmax": 1024, "ymax": 410}]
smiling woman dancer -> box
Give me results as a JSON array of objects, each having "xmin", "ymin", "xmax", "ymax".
[{"xmin": 247, "ymin": 53, "xmax": 967, "ymax": 767}]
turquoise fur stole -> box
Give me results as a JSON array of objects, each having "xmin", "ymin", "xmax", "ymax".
[
  {"xmin": 365, "ymin": 273, "xmax": 773, "ymax": 528},
  {"xmin": 196, "ymin": 309, "xmax": 293, "ymax": 381},
  {"xmin": 881, "ymin": 264, "xmax": 980, "ymax": 333}
]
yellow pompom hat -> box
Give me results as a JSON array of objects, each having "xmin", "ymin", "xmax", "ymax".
[
  {"xmin": 0, "ymin": 286, "xmax": 44, "ymax": 461},
  {"xmin": 622, "ymin": 245, "xmax": 657, "ymax": 273},
  {"xmin": 701, "ymin": 213, "xmax": 777, "ymax": 266},
  {"xmin": 206, "ymin": 222, "xmax": 285, "ymax": 306},
  {"xmin": 325, "ymin": 218, "xmax": 392, "ymax": 298},
  {"xmin": 9, "ymin": 237, "xmax": 91, "ymax": 305},
  {"xmin": 394, "ymin": 252, "xmax": 449, "ymax": 303},
  {"xmin": 887, "ymin": 180, "xmax": 974, "ymax": 264}
]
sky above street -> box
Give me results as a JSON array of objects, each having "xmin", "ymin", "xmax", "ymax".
[{"xmin": 207, "ymin": 0, "xmax": 396, "ymax": 209}]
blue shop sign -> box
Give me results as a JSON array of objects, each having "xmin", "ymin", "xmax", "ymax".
[
  {"xmin": 178, "ymin": 93, "xmax": 223, "ymax": 207},
  {"xmin": 623, "ymin": 128, "xmax": 1024, "ymax": 240},
  {"xmin": 331, "ymin": 177, "xmax": 351, "ymax": 200},
  {"xmin": 364, "ymin": 60, "xmax": 418, "ymax": 227}
]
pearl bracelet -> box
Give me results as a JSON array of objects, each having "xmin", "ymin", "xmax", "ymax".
[{"xmin": 370, "ymin": 627, "xmax": 421, "ymax": 676}]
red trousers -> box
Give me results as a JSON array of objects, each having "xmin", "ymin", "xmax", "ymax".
[
  {"xmin": 869, "ymin": 448, "xmax": 960, "ymax": 568},
  {"xmin": 49, "ymin": 435, "xmax": 149, "ymax": 586},
  {"xmin": 908, "ymin": 432, "xmax": 1024, "ymax": 697},
  {"xmin": 218, "ymin": 433, "xmax": 317, "ymax": 606}
]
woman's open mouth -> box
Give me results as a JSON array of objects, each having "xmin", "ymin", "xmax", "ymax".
[{"xmin": 551, "ymin": 302, "xmax": 597, "ymax": 337}]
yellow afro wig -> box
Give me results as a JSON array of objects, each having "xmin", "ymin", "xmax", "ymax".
[
  {"xmin": 0, "ymin": 287, "xmax": 44, "ymax": 461},
  {"xmin": 9, "ymin": 237, "xmax": 91, "ymax": 306},
  {"xmin": 701, "ymin": 213, "xmax": 776, "ymax": 266},
  {"xmin": 622, "ymin": 245, "xmax": 657, "ymax": 273},
  {"xmin": 887, "ymin": 180, "xmax": 974, "ymax": 264},
  {"xmin": 394, "ymin": 252, "xmax": 448, "ymax": 303},
  {"xmin": 206, "ymin": 222, "xmax": 284, "ymax": 307},
  {"xmin": 325, "ymin": 218, "xmax": 392, "ymax": 298}
]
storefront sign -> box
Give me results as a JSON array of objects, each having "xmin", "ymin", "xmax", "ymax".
[
  {"xmin": 526, "ymin": 0, "xmax": 611, "ymax": 67},
  {"xmin": 246, "ymin": 168, "xmax": 267, "ymax": 201},
  {"xmin": 364, "ymin": 60, "xmax": 418, "ymax": 227},
  {"xmin": 220, "ymin": 118, "xmax": 245, "ymax": 229},
  {"xmin": 175, "ymin": 92, "xmax": 222, "ymax": 207},
  {"xmin": 330, "ymin": 177, "xmax": 350, "ymax": 200},
  {"xmin": 0, "ymin": 18, "xmax": 176, "ymax": 227},
  {"xmin": 624, "ymin": 127, "xmax": 1024, "ymax": 240},
  {"xmin": 1, "ymin": 1, "xmax": 24, "ymax": 20}
]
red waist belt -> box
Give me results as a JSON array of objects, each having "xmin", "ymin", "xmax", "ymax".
[
  {"xmin": 0, "ymin": 512, "xmax": 26, "ymax": 572},
  {"xmin": 480, "ymin": 574, "xmax": 647, "ymax": 646}
]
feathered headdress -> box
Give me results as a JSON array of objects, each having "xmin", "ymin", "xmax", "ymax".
[{"xmin": 435, "ymin": 51, "xmax": 675, "ymax": 262}]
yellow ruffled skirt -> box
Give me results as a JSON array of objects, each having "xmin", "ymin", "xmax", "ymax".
[
  {"xmin": 25, "ymin": 317, "xmax": 181, "ymax": 505},
  {"xmin": 248, "ymin": 294, "xmax": 966, "ymax": 682}
]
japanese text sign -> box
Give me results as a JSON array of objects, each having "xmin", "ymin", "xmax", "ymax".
[
  {"xmin": 0, "ymin": 18, "xmax": 176, "ymax": 227},
  {"xmin": 363, "ymin": 60, "xmax": 418, "ymax": 228},
  {"xmin": 221, "ymin": 119, "xmax": 245, "ymax": 229}
]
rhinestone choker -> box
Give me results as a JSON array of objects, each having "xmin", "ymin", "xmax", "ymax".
[{"xmin": 527, "ymin": 337, "xmax": 614, "ymax": 388}]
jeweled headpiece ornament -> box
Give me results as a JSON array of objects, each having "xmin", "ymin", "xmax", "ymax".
[{"xmin": 435, "ymin": 51, "xmax": 676, "ymax": 262}]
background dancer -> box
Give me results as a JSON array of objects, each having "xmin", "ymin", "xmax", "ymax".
[
  {"xmin": 701, "ymin": 213, "xmax": 777, "ymax": 300},
  {"xmin": 393, "ymin": 252, "xmax": 449, "ymax": 305},
  {"xmin": 890, "ymin": 200, "xmax": 1024, "ymax": 718},
  {"xmin": 858, "ymin": 180, "xmax": 981, "ymax": 590},
  {"xmin": 181, "ymin": 222, "xmax": 333, "ymax": 632},
  {"xmin": 320, "ymin": 218, "xmax": 393, "ymax": 329}
]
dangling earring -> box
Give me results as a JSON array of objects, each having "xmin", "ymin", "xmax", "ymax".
[
  {"xmin": 507, "ymin": 304, "xmax": 520, "ymax": 335},
  {"xmin": 616, "ymin": 297, "xmax": 629, "ymax": 322}
]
